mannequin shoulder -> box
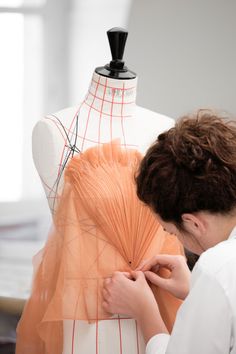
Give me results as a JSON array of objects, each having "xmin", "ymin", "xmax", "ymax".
[
  {"xmin": 134, "ymin": 105, "xmax": 175, "ymax": 153},
  {"xmin": 33, "ymin": 105, "xmax": 79, "ymax": 137},
  {"xmin": 32, "ymin": 106, "xmax": 78, "ymax": 175},
  {"xmin": 135, "ymin": 105, "xmax": 175, "ymax": 132}
]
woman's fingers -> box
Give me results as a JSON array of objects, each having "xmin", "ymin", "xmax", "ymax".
[
  {"xmin": 103, "ymin": 277, "xmax": 111, "ymax": 289},
  {"xmin": 102, "ymin": 287, "xmax": 110, "ymax": 298},
  {"xmin": 136, "ymin": 255, "xmax": 170, "ymax": 272},
  {"xmin": 102, "ymin": 300, "xmax": 113, "ymax": 314},
  {"xmin": 151, "ymin": 264, "xmax": 160, "ymax": 273},
  {"xmin": 130, "ymin": 270, "xmax": 146, "ymax": 282},
  {"xmin": 121, "ymin": 272, "xmax": 133, "ymax": 279},
  {"xmin": 137, "ymin": 254, "xmax": 185, "ymax": 272},
  {"xmin": 102, "ymin": 288, "xmax": 116, "ymax": 314},
  {"xmin": 144, "ymin": 270, "xmax": 170, "ymax": 290},
  {"xmin": 143, "ymin": 257, "xmax": 191, "ymax": 300}
]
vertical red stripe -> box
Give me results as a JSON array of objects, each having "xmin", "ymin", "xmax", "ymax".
[
  {"xmin": 135, "ymin": 320, "xmax": 140, "ymax": 354},
  {"xmin": 80, "ymin": 76, "xmax": 101, "ymax": 152},
  {"xmin": 110, "ymin": 87, "xmax": 115, "ymax": 142},
  {"xmin": 121, "ymin": 82, "xmax": 127, "ymax": 149},
  {"xmin": 118, "ymin": 315, "xmax": 123, "ymax": 354},
  {"xmin": 71, "ymin": 320, "xmax": 76, "ymax": 354},
  {"xmin": 96, "ymin": 279, "xmax": 99, "ymax": 354},
  {"xmin": 98, "ymin": 78, "xmax": 108, "ymax": 146},
  {"xmin": 96, "ymin": 320, "xmax": 99, "ymax": 354}
]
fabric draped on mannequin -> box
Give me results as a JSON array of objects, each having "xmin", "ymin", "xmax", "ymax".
[{"xmin": 16, "ymin": 141, "xmax": 183, "ymax": 354}]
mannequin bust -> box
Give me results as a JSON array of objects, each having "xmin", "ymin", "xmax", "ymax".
[{"xmin": 32, "ymin": 28, "xmax": 175, "ymax": 354}]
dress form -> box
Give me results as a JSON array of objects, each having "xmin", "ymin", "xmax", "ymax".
[{"xmin": 32, "ymin": 28, "xmax": 175, "ymax": 354}]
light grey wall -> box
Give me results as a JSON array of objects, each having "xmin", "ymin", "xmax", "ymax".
[
  {"xmin": 126, "ymin": 0, "xmax": 236, "ymax": 119},
  {"xmin": 68, "ymin": 0, "xmax": 132, "ymax": 105}
]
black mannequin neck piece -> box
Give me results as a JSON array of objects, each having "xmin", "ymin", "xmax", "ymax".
[{"xmin": 95, "ymin": 27, "xmax": 136, "ymax": 80}]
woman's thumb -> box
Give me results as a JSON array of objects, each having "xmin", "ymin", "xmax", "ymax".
[{"xmin": 144, "ymin": 271, "xmax": 169, "ymax": 290}]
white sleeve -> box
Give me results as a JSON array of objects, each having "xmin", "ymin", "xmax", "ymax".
[
  {"xmin": 146, "ymin": 270, "xmax": 232, "ymax": 354},
  {"xmin": 146, "ymin": 334, "xmax": 169, "ymax": 354}
]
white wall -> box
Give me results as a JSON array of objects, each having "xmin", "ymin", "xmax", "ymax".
[
  {"xmin": 68, "ymin": 0, "xmax": 133, "ymax": 105},
  {"xmin": 126, "ymin": 0, "xmax": 236, "ymax": 119}
]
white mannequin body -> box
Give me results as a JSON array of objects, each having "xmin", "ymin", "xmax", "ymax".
[{"xmin": 32, "ymin": 71, "xmax": 174, "ymax": 353}]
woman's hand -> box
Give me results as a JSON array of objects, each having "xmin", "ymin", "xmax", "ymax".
[
  {"xmin": 102, "ymin": 271, "xmax": 158, "ymax": 319},
  {"xmin": 137, "ymin": 254, "xmax": 191, "ymax": 300},
  {"xmin": 102, "ymin": 271, "xmax": 168, "ymax": 343}
]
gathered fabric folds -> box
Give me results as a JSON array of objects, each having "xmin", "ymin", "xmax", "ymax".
[{"xmin": 16, "ymin": 141, "xmax": 184, "ymax": 354}]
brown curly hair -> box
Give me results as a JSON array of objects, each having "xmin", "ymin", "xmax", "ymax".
[{"xmin": 136, "ymin": 109, "xmax": 236, "ymax": 228}]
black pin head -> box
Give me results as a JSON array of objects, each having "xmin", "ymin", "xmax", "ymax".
[{"xmin": 95, "ymin": 27, "xmax": 136, "ymax": 80}]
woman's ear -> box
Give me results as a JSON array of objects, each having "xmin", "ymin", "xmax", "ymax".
[{"xmin": 181, "ymin": 213, "xmax": 206, "ymax": 236}]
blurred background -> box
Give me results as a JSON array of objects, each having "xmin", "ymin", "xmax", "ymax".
[{"xmin": 0, "ymin": 0, "xmax": 235, "ymax": 352}]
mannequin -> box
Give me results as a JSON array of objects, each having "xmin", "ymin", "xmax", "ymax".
[
  {"xmin": 30, "ymin": 28, "xmax": 177, "ymax": 354},
  {"xmin": 32, "ymin": 28, "xmax": 174, "ymax": 215}
]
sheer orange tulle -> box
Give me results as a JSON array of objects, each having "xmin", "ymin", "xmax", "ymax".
[{"xmin": 16, "ymin": 141, "xmax": 183, "ymax": 354}]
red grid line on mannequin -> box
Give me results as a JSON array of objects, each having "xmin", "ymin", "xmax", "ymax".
[
  {"xmin": 98, "ymin": 78, "xmax": 108, "ymax": 146},
  {"xmin": 43, "ymin": 124, "xmax": 137, "ymax": 147},
  {"xmin": 70, "ymin": 281, "xmax": 85, "ymax": 353},
  {"xmin": 121, "ymin": 82, "xmax": 127, "ymax": 149},
  {"xmin": 92, "ymin": 78, "xmax": 136, "ymax": 91},
  {"xmin": 44, "ymin": 116, "xmax": 137, "ymax": 148},
  {"xmin": 80, "ymin": 76, "xmax": 101, "ymax": 152},
  {"xmin": 110, "ymin": 84, "xmax": 116, "ymax": 143},
  {"xmin": 88, "ymin": 90, "xmax": 135, "ymax": 105},
  {"xmin": 83, "ymin": 100, "xmax": 132, "ymax": 118}
]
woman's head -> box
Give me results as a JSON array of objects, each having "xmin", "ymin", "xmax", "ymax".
[{"xmin": 136, "ymin": 109, "xmax": 236, "ymax": 251}]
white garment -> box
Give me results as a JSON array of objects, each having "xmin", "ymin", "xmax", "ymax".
[{"xmin": 146, "ymin": 227, "xmax": 236, "ymax": 354}]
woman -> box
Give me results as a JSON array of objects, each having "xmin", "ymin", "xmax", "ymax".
[{"xmin": 102, "ymin": 110, "xmax": 236, "ymax": 354}]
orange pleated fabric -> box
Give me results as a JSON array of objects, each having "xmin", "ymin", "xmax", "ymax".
[{"xmin": 16, "ymin": 141, "xmax": 184, "ymax": 354}]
